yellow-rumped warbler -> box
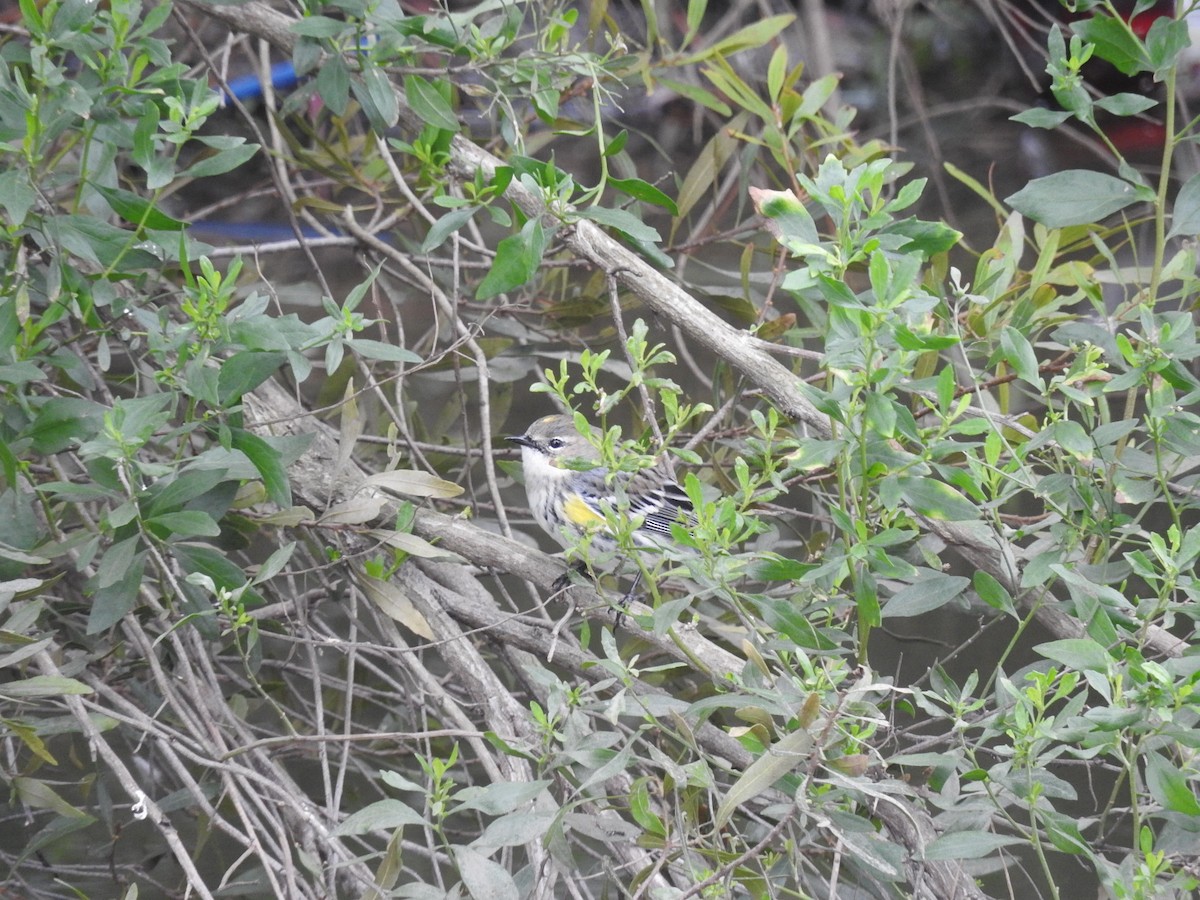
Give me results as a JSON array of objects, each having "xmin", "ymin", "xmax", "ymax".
[{"xmin": 506, "ymin": 414, "xmax": 694, "ymax": 562}]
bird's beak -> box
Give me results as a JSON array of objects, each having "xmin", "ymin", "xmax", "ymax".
[{"xmin": 506, "ymin": 434, "xmax": 533, "ymax": 448}]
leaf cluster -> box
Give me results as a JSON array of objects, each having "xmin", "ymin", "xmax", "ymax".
[{"xmin": 2, "ymin": 1, "xmax": 1200, "ymax": 898}]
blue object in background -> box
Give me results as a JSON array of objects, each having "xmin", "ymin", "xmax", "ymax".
[{"xmin": 221, "ymin": 61, "xmax": 300, "ymax": 106}]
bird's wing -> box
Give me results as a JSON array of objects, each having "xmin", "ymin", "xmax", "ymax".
[
  {"xmin": 627, "ymin": 477, "xmax": 694, "ymax": 539},
  {"xmin": 574, "ymin": 467, "xmax": 695, "ymax": 541}
]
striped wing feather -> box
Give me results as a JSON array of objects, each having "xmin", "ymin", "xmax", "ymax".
[{"xmin": 576, "ymin": 469, "xmax": 694, "ymax": 542}]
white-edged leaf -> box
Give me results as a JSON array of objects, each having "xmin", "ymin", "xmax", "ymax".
[
  {"xmin": 362, "ymin": 470, "xmax": 464, "ymax": 499},
  {"xmin": 318, "ymin": 494, "xmax": 385, "ymax": 525},
  {"xmin": 366, "ymin": 529, "xmax": 461, "ymax": 560}
]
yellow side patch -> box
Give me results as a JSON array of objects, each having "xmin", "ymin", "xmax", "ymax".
[{"xmin": 563, "ymin": 494, "xmax": 605, "ymax": 528}]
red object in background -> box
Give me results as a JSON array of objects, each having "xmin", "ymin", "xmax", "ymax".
[
  {"xmin": 1105, "ymin": 118, "xmax": 1167, "ymax": 155},
  {"xmin": 1020, "ymin": 0, "xmax": 1178, "ymax": 155},
  {"xmin": 1125, "ymin": 1, "xmax": 1176, "ymax": 38},
  {"xmin": 1037, "ymin": 0, "xmax": 1176, "ymax": 32}
]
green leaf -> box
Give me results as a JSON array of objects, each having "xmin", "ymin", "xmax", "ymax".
[
  {"xmin": 627, "ymin": 777, "xmax": 666, "ymax": 836},
  {"xmin": 333, "ymin": 799, "xmax": 424, "ymax": 835},
  {"xmin": 1000, "ymin": 325, "xmax": 1041, "ymax": 386},
  {"xmin": 476, "ymin": 219, "xmax": 548, "ymax": 300},
  {"xmin": 1145, "ymin": 16, "xmax": 1191, "ymax": 80},
  {"xmin": 379, "ymin": 770, "xmax": 425, "ymax": 793},
  {"xmin": 146, "ymin": 510, "xmax": 221, "ymax": 539},
  {"xmin": 24, "ymin": 398, "xmax": 104, "ymax": 454},
  {"xmin": 182, "ymin": 138, "xmax": 260, "ymax": 179},
  {"xmin": 1032, "ymin": 638, "xmax": 1110, "ymax": 673},
  {"xmin": 684, "ymin": 0, "xmax": 706, "ymax": 44},
  {"xmin": 92, "ymin": 184, "xmax": 185, "ymax": 231},
  {"xmin": 749, "ymin": 186, "xmax": 819, "ymax": 247},
  {"xmin": 96, "ymin": 536, "xmax": 141, "ymax": 589},
  {"xmin": 145, "ymin": 468, "xmax": 232, "ymax": 517},
  {"xmin": 609, "ymin": 177, "xmax": 678, "ymax": 214},
  {"xmin": 451, "ymin": 780, "xmax": 551, "ymax": 815},
  {"xmin": 1093, "ymin": 92, "xmax": 1157, "ymax": 117},
  {"xmin": 714, "ymin": 726, "xmax": 813, "ymax": 830},
  {"xmin": 675, "ymin": 113, "xmax": 743, "ymax": 218},
  {"xmin": 348, "ymin": 339, "xmax": 423, "ymax": 364},
  {"xmin": 887, "ymin": 218, "xmax": 962, "ymax": 257},
  {"xmin": 756, "ymin": 598, "xmax": 836, "ymax": 650},
  {"xmin": 856, "ymin": 575, "xmax": 881, "ymax": 628},
  {"xmin": 1167, "ymin": 171, "xmax": 1200, "ymax": 239},
  {"xmin": 655, "ymin": 76, "xmax": 731, "ymax": 116},
  {"xmin": 1073, "ymin": 13, "xmax": 1148, "ymax": 76},
  {"xmin": 0, "ymin": 676, "xmax": 93, "ymax": 699},
  {"xmin": 749, "ymin": 556, "xmax": 816, "ymax": 581},
  {"xmin": 1052, "ymin": 420, "xmax": 1093, "ymax": 461},
  {"xmin": 882, "ymin": 572, "xmax": 969, "ymax": 619},
  {"xmin": 974, "ymin": 571, "xmax": 1017, "ymax": 619},
  {"xmin": 455, "ymin": 845, "xmax": 520, "ymax": 900},
  {"xmin": 252, "ymin": 542, "xmax": 297, "ymax": 586},
  {"xmin": 87, "ymin": 553, "xmax": 146, "ymax": 633},
  {"xmin": 473, "ymin": 812, "xmax": 559, "ymax": 849},
  {"xmin": 602, "ymin": 129, "xmax": 628, "ymax": 157},
  {"xmin": 229, "ymin": 428, "xmax": 292, "ymax": 509},
  {"xmin": 359, "ymin": 574, "xmax": 434, "ymax": 637},
  {"xmin": 1005, "ymin": 170, "xmax": 1143, "ymax": 228},
  {"xmin": 680, "ymin": 14, "xmax": 795, "ymax": 63},
  {"xmin": 423, "ymin": 207, "xmax": 478, "ymax": 252},
  {"xmin": 316, "ymin": 55, "xmax": 350, "ymax": 116},
  {"xmin": 53, "ymin": 215, "xmax": 159, "ymax": 270},
  {"xmin": 1145, "ymin": 751, "xmax": 1200, "ymax": 816},
  {"xmin": 342, "ymin": 264, "xmax": 380, "ymax": 313},
  {"xmin": 173, "ymin": 543, "xmax": 264, "ymax": 612},
  {"xmin": 12, "ymin": 777, "xmax": 92, "ymax": 819},
  {"xmin": 353, "ymin": 66, "xmax": 399, "ymax": 132},
  {"xmin": 894, "ymin": 324, "xmax": 959, "ymax": 351},
  {"xmin": 217, "ymin": 351, "xmax": 287, "ymax": 406},
  {"xmin": 576, "ymin": 205, "xmax": 660, "ymax": 243},
  {"xmin": 289, "ymin": 15, "xmax": 348, "ymax": 38},
  {"xmin": 767, "ymin": 44, "xmax": 787, "ymax": 102},
  {"xmin": 1010, "ymin": 108, "xmax": 1073, "ymax": 129},
  {"xmin": 896, "ymin": 476, "xmax": 978, "ymax": 521},
  {"xmin": 924, "ymin": 831, "xmax": 1026, "ymax": 860},
  {"xmin": 404, "ymin": 74, "xmax": 459, "ymax": 132},
  {"xmin": 0, "ymin": 361, "xmax": 44, "ymax": 386},
  {"xmin": 0, "ymin": 169, "xmax": 37, "ymax": 226},
  {"xmin": 1043, "ymin": 810, "xmax": 1089, "ymax": 855}
]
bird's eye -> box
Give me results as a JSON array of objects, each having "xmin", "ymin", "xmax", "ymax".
[{"xmin": 547, "ymin": 437, "xmax": 565, "ymax": 450}]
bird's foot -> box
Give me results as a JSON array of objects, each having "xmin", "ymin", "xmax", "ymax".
[{"xmin": 613, "ymin": 571, "xmax": 644, "ymax": 629}]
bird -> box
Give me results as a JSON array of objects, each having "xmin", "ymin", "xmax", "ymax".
[{"xmin": 506, "ymin": 413, "xmax": 695, "ymax": 570}]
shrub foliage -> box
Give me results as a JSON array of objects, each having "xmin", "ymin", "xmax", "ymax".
[{"xmin": 1, "ymin": 0, "xmax": 1199, "ymax": 897}]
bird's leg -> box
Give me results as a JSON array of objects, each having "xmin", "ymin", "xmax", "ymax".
[{"xmin": 614, "ymin": 570, "xmax": 643, "ymax": 628}]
